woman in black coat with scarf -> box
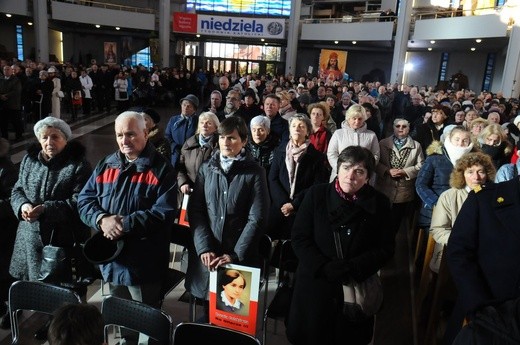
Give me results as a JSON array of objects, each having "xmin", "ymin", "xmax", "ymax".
[
  {"xmin": 267, "ymin": 114, "xmax": 330, "ymax": 240},
  {"xmin": 287, "ymin": 146, "xmax": 395, "ymax": 345}
]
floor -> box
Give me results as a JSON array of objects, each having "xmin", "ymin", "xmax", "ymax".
[{"xmin": 0, "ymin": 105, "xmax": 416, "ymax": 345}]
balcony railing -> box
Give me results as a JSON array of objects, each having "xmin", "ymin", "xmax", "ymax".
[{"xmin": 52, "ymin": 0, "xmax": 155, "ymax": 14}]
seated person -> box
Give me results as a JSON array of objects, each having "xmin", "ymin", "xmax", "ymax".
[{"xmin": 48, "ymin": 304, "xmax": 105, "ymax": 345}]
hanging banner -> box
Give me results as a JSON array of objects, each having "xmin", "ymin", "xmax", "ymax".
[
  {"xmin": 104, "ymin": 42, "xmax": 117, "ymax": 65},
  {"xmin": 173, "ymin": 12, "xmax": 285, "ymax": 39},
  {"xmin": 319, "ymin": 49, "xmax": 348, "ymax": 81},
  {"xmin": 150, "ymin": 38, "xmax": 160, "ymax": 65},
  {"xmin": 209, "ymin": 264, "xmax": 261, "ymax": 336}
]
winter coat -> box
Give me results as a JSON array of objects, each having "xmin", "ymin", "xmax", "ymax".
[
  {"xmin": 0, "ymin": 75, "xmax": 22, "ymax": 110},
  {"xmin": 429, "ymin": 187, "xmax": 469, "ymax": 272},
  {"xmin": 327, "ymin": 122, "xmax": 380, "ymax": 181},
  {"xmin": 9, "ymin": 141, "xmax": 92, "ymax": 281},
  {"xmin": 480, "ymin": 142, "xmax": 512, "ymax": 170},
  {"xmin": 0, "ymin": 156, "xmax": 18, "ymax": 283},
  {"xmin": 376, "ymin": 136, "xmax": 424, "ymax": 204},
  {"xmin": 415, "ymin": 141, "xmax": 455, "ymax": 228},
  {"xmin": 268, "ymin": 144, "xmax": 330, "ymax": 239},
  {"xmin": 246, "ymin": 134, "xmax": 280, "ymax": 177},
  {"xmin": 413, "ymin": 119, "xmax": 447, "ymax": 155},
  {"xmin": 165, "ymin": 114, "xmax": 199, "ymax": 167},
  {"xmin": 77, "ymin": 142, "xmax": 178, "ymax": 286},
  {"xmin": 495, "ymin": 159, "xmax": 520, "ymax": 182},
  {"xmin": 147, "ymin": 126, "xmax": 171, "ymax": 162},
  {"xmin": 287, "ymin": 183, "xmax": 395, "ymax": 345},
  {"xmin": 177, "ymin": 133, "xmax": 218, "ymax": 189},
  {"xmin": 185, "ymin": 151, "xmax": 269, "ymax": 299}
]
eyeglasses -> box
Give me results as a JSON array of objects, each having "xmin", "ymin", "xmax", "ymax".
[{"xmin": 395, "ymin": 125, "xmax": 408, "ymax": 128}]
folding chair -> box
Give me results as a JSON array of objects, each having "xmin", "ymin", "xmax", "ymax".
[
  {"xmin": 8, "ymin": 280, "xmax": 82, "ymax": 344},
  {"xmin": 172, "ymin": 322, "xmax": 260, "ymax": 345},
  {"xmin": 263, "ymin": 239, "xmax": 298, "ymax": 345},
  {"xmin": 101, "ymin": 295, "xmax": 173, "ymax": 345}
]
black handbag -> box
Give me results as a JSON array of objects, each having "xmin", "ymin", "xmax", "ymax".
[{"xmin": 38, "ymin": 229, "xmax": 73, "ymax": 284}]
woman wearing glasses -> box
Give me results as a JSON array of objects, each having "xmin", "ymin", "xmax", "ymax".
[{"xmin": 376, "ymin": 118, "xmax": 424, "ymax": 234}]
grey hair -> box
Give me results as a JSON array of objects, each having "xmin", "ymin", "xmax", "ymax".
[
  {"xmin": 210, "ymin": 90, "xmax": 222, "ymax": 99},
  {"xmin": 289, "ymin": 113, "xmax": 313, "ymax": 137},
  {"xmin": 34, "ymin": 117, "xmax": 72, "ymax": 140},
  {"xmin": 393, "ymin": 118, "xmax": 410, "ymax": 126},
  {"xmin": 196, "ymin": 111, "xmax": 220, "ymax": 134},
  {"xmin": 115, "ymin": 111, "xmax": 146, "ymax": 131},
  {"xmin": 250, "ymin": 115, "xmax": 271, "ymax": 131}
]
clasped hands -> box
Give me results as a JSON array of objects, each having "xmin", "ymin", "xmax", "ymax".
[
  {"xmin": 99, "ymin": 215, "xmax": 124, "ymax": 240},
  {"xmin": 21, "ymin": 203, "xmax": 45, "ymax": 223},
  {"xmin": 200, "ymin": 252, "xmax": 232, "ymax": 271}
]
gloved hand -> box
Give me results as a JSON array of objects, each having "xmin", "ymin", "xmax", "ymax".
[{"xmin": 320, "ymin": 260, "xmax": 349, "ymax": 283}]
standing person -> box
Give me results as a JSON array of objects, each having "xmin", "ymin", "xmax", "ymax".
[
  {"xmin": 0, "ymin": 65, "xmax": 23, "ymax": 141},
  {"xmin": 185, "ymin": 116, "xmax": 269, "ymax": 319},
  {"xmin": 327, "ymin": 104, "xmax": 380, "ymax": 182},
  {"xmin": 308, "ymin": 102, "xmax": 333, "ymax": 154},
  {"xmin": 65, "ymin": 71, "xmax": 83, "ymax": 122},
  {"xmin": 113, "ymin": 71, "xmax": 129, "ymax": 112},
  {"xmin": 247, "ymin": 115, "xmax": 280, "ymax": 176},
  {"xmin": 9, "ymin": 118, "xmax": 92, "ymax": 338},
  {"xmin": 0, "ymin": 138, "xmax": 17, "ymax": 329},
  {"xmin": 287, "ymin": 146, "xmax": 395, "ymax": 345},
  {"xmin": 414, "ymin": 104, "xmax": 451, "ymax": 155},
  {"xmin": 165, "ymin": 94, "xmax": 199, "ymax": 167},
  {"xmin": 77, "ymin": 111, "xmax": 177, "ymax": 345},
  {"xmin": 263, "ymin": 94, "xmax": 289, "ymax": 145},
  {"xmin": 79, "ymin": 69, "xmax": 93, "ymax": 116},
  {"xmin": 268, "ymin": 114, "xmax": 330, "ymax": 240},
  {"xmin": 35, "ymin": 70, "xmax": 53, "ymax": 120},
  {"xmin": 141, "ymin": 108, "xmax": 170, "ymax": 161},
  {"xmin": 376, "ymin": 118, "xmax": 424, "ymax": 234},
  {"xmin": 47, "ymin": 67, "xmax": 61, "ymax": 119}
]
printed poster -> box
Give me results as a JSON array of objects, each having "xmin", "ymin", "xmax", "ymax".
[
  {"xmin": 209, "ymin": 264, "xmax": 261, "ymax": 336},
  {"xmin": 319, "ymin": 49, "xmax": 347, "ymax": 81},
  {"xmin": 104, "ymin": 42, "xmax": 117, "ymax": 65}
]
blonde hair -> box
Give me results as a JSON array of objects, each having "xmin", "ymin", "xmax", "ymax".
[
  {"xmin": 478, "ymin": 123, "xmax": 507, "ymax": 145},
  {"xmin": 196, "ymin": 111, "xmax": 220, "ymax": 134},
  {"xmin": 345, "ymin": 104, "xmax": 367, "ymax": 121}
]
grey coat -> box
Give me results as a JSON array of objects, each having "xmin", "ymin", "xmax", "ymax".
[
  {"xmin": 185, "ymin": 151, "xmax": 270, "ymax": 299},
  {"xmin": 9, "ymin": 142, "xmax": 92, "ymax": 281}
]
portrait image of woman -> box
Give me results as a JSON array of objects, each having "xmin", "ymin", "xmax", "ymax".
[{"xmin": 216, "ymin": 269, "xmax": 249, "ymax": 316}]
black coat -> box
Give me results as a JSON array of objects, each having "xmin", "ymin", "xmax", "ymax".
[
  {"xmin": 287, "ymin": 183, "xmax": 395, "ymax": 345},
  {"xmin": 267, "ymin": 144, "xmax": 330, "ymax": 239},
  {"xmin": 448, "ymin": 178, "xmax": 520, "ymax": 316}
]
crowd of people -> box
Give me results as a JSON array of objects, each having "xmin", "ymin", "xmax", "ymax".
[{"xmin": 1, "ymin": 56, "xmax": 520, "ymax": 344}]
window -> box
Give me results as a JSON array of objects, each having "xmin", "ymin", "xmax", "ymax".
[
  {"xmin": 438, "ymin": 52, "xmax": 449, "ymax": 82},
  {"xmin": 204, "ymin": 42, "xmax": 282, "ymax": 61},
  {"xmin": 16, "ymin": 25, "xmax": 24, "ymax": 61},
  {"xmin": 131, "ymin": 47, "xmax": 151, "ymax": 68},
  {"xmin": 187, "ymin": 0, "xmax": 291, "ymax": 16}
]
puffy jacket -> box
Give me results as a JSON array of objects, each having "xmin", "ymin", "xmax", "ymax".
[{"xmin": 77, "ymin": 142, "xmax": 177, "ymax": 285}]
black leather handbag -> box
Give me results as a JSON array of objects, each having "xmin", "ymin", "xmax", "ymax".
[{"xmin": 38, "ymin": 229, "xmax": 73, "ymax": 284}]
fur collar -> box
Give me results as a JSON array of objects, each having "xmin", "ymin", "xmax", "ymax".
[
  {"xmin": 426, "ymin": 140, "xmax": 443, "ymax": 156},
  {"xmin": 27, "ymin": 140, "xmax": 87, "ymax": 163}
]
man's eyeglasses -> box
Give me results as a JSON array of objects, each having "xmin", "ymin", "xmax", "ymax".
[{"xmin": 395, "ymin": 125, "xmax": 408, "ymax": 128}]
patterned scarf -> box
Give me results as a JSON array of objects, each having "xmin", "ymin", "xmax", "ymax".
[
  {"xmin": 198, "ymin": 134, "xmax": 213, "ymax": 147},
  {"xmin": 334, "ymin": 178, "xmax": 358, "ymax": 203},
  {"xmin": 219, "ymin": 149, "xmax": 246, "ymax": 174},
  {"xmin": 390, "ymin": 136, "xmax": 412, "ymax": 169},
  {"xmin": 285, "ymin": 140, "xmax": 309, "ymax": 199},
  {"xmin": 393, "ymin": 135, "xmax": 407, "ymax": 150}
]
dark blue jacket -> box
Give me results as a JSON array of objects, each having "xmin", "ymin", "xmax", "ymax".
[
  {"xmin": 165, "ymin": 114, "xmax": 198, "ymax": 167},
  {"xmin": 77, "ymin": 142, "xmax": 177, "ymax": 286}
]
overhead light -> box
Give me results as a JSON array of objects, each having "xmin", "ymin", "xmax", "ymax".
[
  {"xmin": 261, "ymin": 38, "xmax": 265, "ymax": 42},
  {"xmin": 6, "ymin": 14, "xmax": 12, "ymax": 18},
  {"xmin": 28, "ymin": 22, "xmax": 33, "ymax": 26},
  {"xmin": 430, "ymin": 40, "xmax": 436, "ymax": 44},
  {"xmin": 428, "ymin": 47, "xmax": 433, "ymax": 51},
  {"xmin": 196, "ymin": 34, "xmax": 200, "ymax": 38},
  {"xmin": 404, "ymin": 63, "xmax": 414, "ymax": 71},
  {"xmin": 476, "ymin": 39, "xmax": 482, "ymax": 43},
  {"xmin": 352, "ymin": 41, "xmax": 357, "ymax": 45},
  {"xmin": 264, "ymin": 42, "xmax": 268, "ymax": 45},
  {"xmin": 471, "ymin": 47, "xmax": 476, "ymax": 51},
  {"xmin": 334, "ymin": 41, "xmax": 338, "ymax": 44},
  {"xmin": 95, "ymin": 24, "xmax": 100, "ymax": 28},
  {"xmin": 115, "ymin": 27, "xmax": 120, "ymax": 30}
]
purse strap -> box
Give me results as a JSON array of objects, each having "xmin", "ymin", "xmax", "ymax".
[
  {"xmin": 48, "ymin": 228, "xmax": 78, "ymax": 246},
  {"xmin": 333, "ymin": 231, "xmax": 344, "ymax": 260}
]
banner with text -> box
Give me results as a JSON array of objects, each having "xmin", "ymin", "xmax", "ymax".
[{"xmin": 173, "ymin": 12, "xmax": 285, "ymax": 39}]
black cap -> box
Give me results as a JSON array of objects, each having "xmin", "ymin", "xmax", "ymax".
[
  {"xmin": 83, "ymin": 232, "xmax": 124, "ymax": 265},
  {"xmin": 143, "ymin": 108, "xmax": 161, "ymax": 124}
]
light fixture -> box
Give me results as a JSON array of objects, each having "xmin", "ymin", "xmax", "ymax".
[
  {"xmin": 264, "ymin": 42, "xmax": 268, "ymax": 45},
  {"xmin": 352, "ymin": 41, "xmax": 357, "ymax": 44},
  {"xmin": 28, "ymin": 22, "xmax": 33, "ymax": 26},
  {"xmin": 428, "ymin": 47, "xmax": 433, "ymax": 51},
  {"xmin": 196, "ymin": 34, "xmax": 200, "ymax": 38},
  {"xmin": 115, "ymin": 27, "xmax": 120, "ymax": 30},
  {"xmin": 470, "ymin": 47, "xmax": 476, "ymax": 51},
  {"xmin": 261, "ymin": 38, "xmax": 265, "ymax": 42},
  {"xmin": 404, "ymin": 62, "xmax": 414, "ymax": 71},
  {"xmin": 95, "ymin": 24, "xmax": 100, "ymax": 28},
  {"xmin": 334, "ymin": 40, "xmax": 338, "ymax": 44},
  {"xmin": 476, "ymin": 39, "xmax": 482, "ymax": 43},
  {"xmin": 430, "ymin": 40, "xmax": 436, "ymax": 44},
  {"xmin": 6, "ymin": 14, "xmax": 12, "ymax": 18}
]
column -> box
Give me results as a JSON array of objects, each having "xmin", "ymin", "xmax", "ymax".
[
  {"xmin": 500, "ymin": 26, "xmax": 520, "ymax": 98},
  {"xmin": 390, "ymin": 0, "xmax": 413, "ymax": 84},
  {"xmin": 285, "ymin": 0, "xmax": 302, "ymax": 76},
  {"xmin": 34, "ymin": 0, "xmax": 49, "ymax": 63},
  {"xmin": 159, "ymin": 0, "xmax": 171, "ymax": 68}
]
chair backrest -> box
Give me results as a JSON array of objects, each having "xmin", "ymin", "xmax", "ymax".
[
  {"xmin": 172, "ymin": 322, "xmax": 261, "ymax": 345},
  {"xmin": 101, "ymin": 295, "xmax": 172, "ymax": 345},
  {"xmin": 8, "ymin": 280, "xmax": 82, "ymax": 344}
]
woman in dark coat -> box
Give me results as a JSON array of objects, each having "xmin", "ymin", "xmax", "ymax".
[
  {"xmin": 35, "ymin": 70, "xmax": 53, "ymax": 119},
  {"xmin": 268, "ymin": 114, "xmax": 330, "ymax": 240},
  {"xmin": 246, "ymin": 115, "xmax": 280, "ymax": 177},
  {"xmin": 287, "ymin": 146, "xmax": 395, "ymax": 345},
  {"xmin": 185, "ymin": 116, "xmax": 269, "ymax": 313}
]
